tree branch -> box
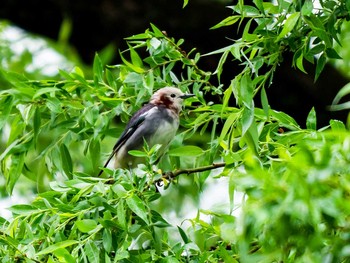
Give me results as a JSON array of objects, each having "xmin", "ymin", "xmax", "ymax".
[{"xmin": 157, "ymin": 162, "xmax": 226, "ymax": 184}]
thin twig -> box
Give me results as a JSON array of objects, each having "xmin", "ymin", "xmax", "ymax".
[{"xmin": 158, "ymin": 162, "xmax": 226, "ymax": 183}]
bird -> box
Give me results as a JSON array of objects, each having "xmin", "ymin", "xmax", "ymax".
[{"xmin": 98, "ymin": 87, "xmax": 194, "ymax": 176}]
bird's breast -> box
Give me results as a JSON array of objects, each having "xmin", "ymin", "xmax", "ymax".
[{"xmin": 150, "ymin": 119, "xmax": 178, "ymax": 146}]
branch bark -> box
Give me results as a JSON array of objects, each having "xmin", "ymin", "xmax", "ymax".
[{"xmin": 157, "ymin": 162, "xmax": 226, "ymax": 184}]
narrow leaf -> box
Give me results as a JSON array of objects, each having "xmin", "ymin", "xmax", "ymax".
[
  {"xmin": 128, "ymin": 45, "xmax": 143, "ymax": 68},
  {"xmin": 85, "ymin": 240, "xmax": 100, "ymax": 263},
  {"xmin": 128, "ymin": 150, "xmax": 148, "ymax": 157},
  {"xmin": 330, "ymin": 120, "xmax": 346, "ymax": 131},
  {"xmin": 7, "ymin": 153, "xmax": 25, "ymax": 194},
  {"xmin": 150, "ymin": 23, "xmax": 164, "ymax": 37},
  {"xmin": 219, "ymin": 112, "xmax": 239, "ymax": 142},
  {"xmin": 168, "ymin": 146, "xmax": 204, "ymax": 157},
  {"xmin": 119, "ymin": 51, "xmax": 145, "ymax": 73},
  {"xmin": 36, "ymin": 240, "xmax": 79, "ymax": 256},
  {"xmin": 177, "ymin": 226, "xmax": 189, "ymax": 243},
  {"xmin": 211, "ymin": 16, "xmax": 240, "ymax": 30},
  {"xmin": 260, "ymin": 87, "xmax": 269, "ymax": 118},
  {"xmin": 126, "ymin": 195, "xmax": 149, "ymax": 224},
  {"xmin": 183, "ymin": 0, "xmax": 189, "ymax": 8},
  {"xmin": 76, "ymin": 219, "xmax": 98, "ymax": 233},
  {"xmin": 33, "ymin": 87, "xmax": 60, "ymax": 99},
  {"xmin": 306, "ymin": 107, "xmax": 317, "ymax": 130},
  {"xmin": 60, "ymin": 144, "xmax": 73, "ymax": 179},
  {"xmin": 277, "ymin": 12, "xmax": 300, "ymax": 40},
  {"xmin": 33, "ymin": 106, "xmax": 41, "ymax": 147},
  {"xmin": 315, "ymin": 53, "xmax": 327, "ymax": 81},
  {"xmin": 103, "ymin": 229, "xmax": 113, "ymax": 253},
  {"xmin": 0, "ymin": 95, "xmax": 13, "ymax": 129},
  {"xmin": 93, "ymin": 53, "xmax": 104, "ymax": 82},
  {"xmin": 241, "ymin": 107, "xmax": 254, "ymax": 136},
  {"xmin": 332, "ymin": 82, "xmax": 350, "ymax": 105}
]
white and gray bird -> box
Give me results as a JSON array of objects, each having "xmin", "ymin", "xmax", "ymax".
[{"xmin": 98, "ymin": 87, "xmax": 194, "ymax": 175}]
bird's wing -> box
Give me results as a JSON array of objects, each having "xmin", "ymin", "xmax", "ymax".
[{"xmin": 98, "ymin": 104, "xmax": 155, "ymax": 176}]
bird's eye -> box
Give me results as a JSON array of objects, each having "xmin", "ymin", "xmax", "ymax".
[{"xmin": 170, "ymin": 93, "xmax": 176, "ymax": 98}]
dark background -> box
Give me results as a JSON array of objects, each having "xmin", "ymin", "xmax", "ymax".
[{"xmin": 1, "ymin": 0, "xmax": 348, "ymax": 127}]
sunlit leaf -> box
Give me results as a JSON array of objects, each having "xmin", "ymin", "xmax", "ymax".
[
  {"xmin": 85, "ymin": 240, "xmax": 100, "ymax": 263},
  {"xmin": 306, "ymin": 107, "xmax": 316, "ymax": 130},
  {"xmin": 76, "ymin": 219, "xmax": 98, "ymax": 233},
  {"xmin": 126, "ymin": 194, "xmax": 149, "ymax": 224},
  {"xmin": 168, "ymin": 145, "xmax": 204, "ymax": 157},
  {"xmin": 36, "ymin": 240, "xmax": 79, "ymax": 256},
  {"xmin": 332, "ymin": 82, "xmax": 350, "ymax": 105},
  {"xmin": 211, "ymin": 16, "xmax": 240, "ymax": 30},
  {"xmin": 93, "ymin": 53, "xmax": 104, "ymax": 82}
]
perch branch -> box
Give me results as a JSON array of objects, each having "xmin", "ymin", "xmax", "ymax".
[{"xmin": 157, "ymin": 162, "xmax": 226, "ymax": 184}]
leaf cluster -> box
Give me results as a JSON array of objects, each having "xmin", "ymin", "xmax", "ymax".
[{"xmin": 1, "ymin": 1, "xmax": 350, "ymax": 262}]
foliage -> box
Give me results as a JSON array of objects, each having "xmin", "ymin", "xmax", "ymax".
[{"xmin": 1, "ymin": 0, "xmax": 350, "ymax": 262}]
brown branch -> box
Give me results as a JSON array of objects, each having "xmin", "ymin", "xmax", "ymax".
[
  {"xmin": 157, "ymin": 162, "xmax": 226, "ymax": 184},
  {"xmin": 104, "ymin": 162, "xmax": 227, "ymax": 186}
]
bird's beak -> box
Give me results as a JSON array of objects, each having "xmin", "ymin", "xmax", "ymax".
[{"xmin": 180, "ymin": 93, "xmax": 195, "ymax": 99}]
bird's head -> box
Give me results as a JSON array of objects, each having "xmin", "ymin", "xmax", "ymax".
[{"xmin": 150, "ymin": 87, "xmax": 194, "ymax": 114}]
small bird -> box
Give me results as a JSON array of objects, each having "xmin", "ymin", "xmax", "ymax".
[{"xmin": 98, "ymin": 87, "xmax": 194, "ymax": 176}]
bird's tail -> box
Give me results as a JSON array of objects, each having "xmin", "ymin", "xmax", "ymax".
[{"xmin": 97, "ymin": 152, "xmax": 115, "ymax": 177}]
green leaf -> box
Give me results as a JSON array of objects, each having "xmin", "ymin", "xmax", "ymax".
[
  {"xmin": 150, "ymin": 210, "xmax": 171, "ymax": 228},
  {"xmin": 315, "ymin": 53, "xmax": 327, "ymax": 81},
  {"xmin": 244, "ymin": 120, "xmax": 259, "ymax": 154},
  {"xmin": 325, "ymin": 48, "xmax": 342, "ymax": 59},
  {"xmin": 277, "ymin": 12, "xmax": 300, "ymax": 40},
  {"xmin": 85, "ymin": 240, "xmax": 100, "ymax": 263},
  {"xmin": 126, "ymin": 194, "xmax": 149, "ymax": 224},
  {"xmin": 89, "ymin": 138, "xmax": 101, "ymax": 171},
  {"xmin": 119, "ymin": 51, "xmax": 145, "ymax": 73},
  {"xmin": 253, "ymin": 0, "xmax": 264, "ymax": 12},
  {"xmin": 177, "ymin": 226, "xmax": 189, "ymax": 243},
  {"xmin": 144, "ymin": 70, "xmax": 154, "ymax": 89},
  {"xmin": 8, "ymin": 204, "xmax": 36, "ymax": 215},
  {"xmin": 128, "ymin": 150, "xmax": 148, "ymax": 157},
  {"xmin": 260, "ymin": 87, "xmax": 269, "ymax": 118},
  {"xmin": 332, "ymin": 82, "xmax": 350, "ymax": 105},
  {"xmin": 117, "ymin": 200, "xmax": 127, "ymax": 229},
  {"xmin": 53, "ymin": 248, "xmax": 76, "ymax": 263},
  {"xmin": 7, "ymin": 153, "xmax": 25, "ymax": 194},
  {"xmin": 214, "ymin": 50, "xmax": 229, "ymax": 81},
  {"xmin": 36, "ymin": 240, "xmax": 79, "ymax": 256},
  {"xmin": 103, "ymin": 229, "xmax": 113, "ymax": 253},
  {"xmin": 211, "ymin": 16, "xmax": 240, "ymax": 30},
  {"xmin": 128, "ymin": 45, "xmax": 143, "ymax": 68},
  {"xmin": 58, "ymin": 17, "xmax": 72, "ymax": 43},
  {"xmin": 33, "ymin": 106, "xmax": 41, "ymax": 147},
  {"xmin": 93, "ymin": 53, "xmax": 104, "ymax": 82},
  {"xmin": 301, "ymin": 0, "xmax": 313, "ymax": 16},
  {"xmin": 219, "ymin": 112, "xmax": 239, "ymax": 142},
  {"xmin": 241, "ymin": 107, "xmax": 254, "ymax": 136},
  {"xmin": 168, "ymin": 145, "xmax": 204, "ymax": 157},
  {"xmin": 33, "ymin": 87, "xmax": 61, "ymax": 99},
  {"xmin": 150, "ymin": 37, "xmax": 162, "ymax": 50},
  {"xmin": 0, "ymin": 95, "xmax": 13, "ymax": 130},
  {"xmin": 183, "ymin": 0, "xmax": 188, "ymax": 8},
  {"xmin": 60, "ymin": 144, "xmax": 73, "ymax": 179},
  {"xmin": 76, "ymin": 219, "xmax": 98, "ymax": 233},
  {"xmin": 306, "ymin": 107, "xmax": 316, "ymax": 130},
  {"xmin": 240, "ymin": 73, "xmax": 254, "ymax": 108},
  {"xmin": 150, "ymin": 23, "xmax": 164, "ymax": 37},
  {"xmin": 330, "ymin": 120, "xmax": 346, "ymax": 131},
  {"xmin": 270, "ymin": 110, "xmax": 300, "ymax": 130}
]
